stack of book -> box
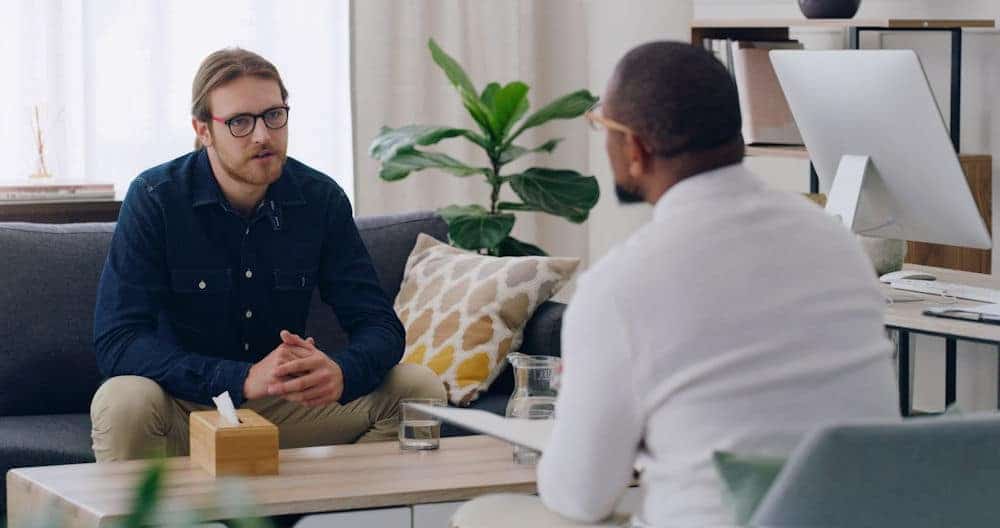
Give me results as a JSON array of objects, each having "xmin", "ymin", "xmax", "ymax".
[
  {"xmin": 0, "ymin": 182, "xmax": 115, "ymax": 203},
  {"xmin": 703, "ymin": 38, "xmax": 805, "ymax": 146}
]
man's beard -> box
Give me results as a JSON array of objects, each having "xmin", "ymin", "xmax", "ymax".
[
  {"xmin": 216, "ymin": 145, "xmax": 286, "ymax": 186},
  {"xmin": 615, "ymin": 184, "xmax": 645, "ymax": 204}
]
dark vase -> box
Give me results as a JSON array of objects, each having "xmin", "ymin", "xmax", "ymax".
[{"xmin": 797, "ymin": 0, "xmax": 862, "ymax": 19}]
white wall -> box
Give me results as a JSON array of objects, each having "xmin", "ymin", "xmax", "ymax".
[
  {"xmin": 583, "ymin": 1, "xmax": 693, "ymax": 263},
  {"xmin": 696, "ymin": 0, "xmax": 1000, "ymax": 411}
]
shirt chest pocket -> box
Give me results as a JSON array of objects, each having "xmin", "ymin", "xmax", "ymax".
[
  {"xmin": 169, "ymin": 269, "xmax": 233, "ymax": 330},
  {"xmin": 273, "ymin": 269, "xmax": 318, "ymax": 291},
  {"xmin": 272, "ymin": 268, "xmax": 318, "ymax": 323}
]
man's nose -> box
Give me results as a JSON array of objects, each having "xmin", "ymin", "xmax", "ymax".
[{"xmin": 252, "ymin": 116, "xmax": 271, "ymax": 143}]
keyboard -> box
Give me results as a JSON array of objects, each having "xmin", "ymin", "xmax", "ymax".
[{"xmin": 890, "ymin": 279, "xmax": 1000, "ymax": 303}]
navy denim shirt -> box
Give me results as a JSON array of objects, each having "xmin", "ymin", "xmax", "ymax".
[{"xmin": 94, "ymin": 149, "xmax": 404, "ymax": 406}]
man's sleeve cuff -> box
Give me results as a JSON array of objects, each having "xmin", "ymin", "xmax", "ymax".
[
  {"xmin": 328, "ymin": 351, "xmax": 363, "ymax": 404},
  {"xmin": 211, "ymin": 360, "xmax": 253, "ymax": 407}
]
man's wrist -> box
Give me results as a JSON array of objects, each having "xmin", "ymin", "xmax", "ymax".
[
  {"xmin": 241, "ymin": 362, "xmax": 258, "ymax": 401},
  {"xmin": 328, "ymin": 351, "xmax": 357, "ymax": 403}
]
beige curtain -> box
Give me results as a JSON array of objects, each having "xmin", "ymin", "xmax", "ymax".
[{"xmin": 351, "ymin": 0, "xmax": 693, "ymax": 264}]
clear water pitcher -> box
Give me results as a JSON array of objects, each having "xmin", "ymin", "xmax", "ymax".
[{"xmin": 505, "ymin": 352, "xmax": 560, "ymax": 464}]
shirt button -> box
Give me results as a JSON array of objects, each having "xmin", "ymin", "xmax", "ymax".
[
  {"xmin": 198, "ymin": 280, "xmax": 206, "ymax": 290},
  {"xmin": 245, "ymin": 269, "xmax": 253, "ymax": 279},
  {"xmin": 245, "ymin": 309, "xmax": 253, "ymax": 319}
]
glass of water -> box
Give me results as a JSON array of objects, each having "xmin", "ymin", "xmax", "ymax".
[{"xmin": 399, "ymin": 398, "xmax": 444, "ymax": 451}]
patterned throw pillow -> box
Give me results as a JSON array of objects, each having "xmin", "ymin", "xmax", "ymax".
[{"xmin": 395, "ymin": 234, "xmax": 579, "ymax": 405}]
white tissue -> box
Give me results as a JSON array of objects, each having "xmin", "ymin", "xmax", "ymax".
[{"xmin": 212, "ymin": 391, "xmax": 241, "ymax": 426}]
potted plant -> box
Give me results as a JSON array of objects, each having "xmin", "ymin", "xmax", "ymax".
[{"xmin": 369, "ymin": 39, "xmax": 600, "ymax": 256}]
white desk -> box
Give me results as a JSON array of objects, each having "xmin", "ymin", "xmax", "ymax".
[{"xmin": 883, "ymin": 265, "xmax": 1000, "ymax": 415}]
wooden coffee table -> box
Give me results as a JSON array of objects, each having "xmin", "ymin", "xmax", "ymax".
[{"xmin": 6, "ymin": 435, "xmax": 536, "ymax": 528}]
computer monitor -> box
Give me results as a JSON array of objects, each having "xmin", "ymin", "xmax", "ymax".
[{"xmin": 769, "ymin": 49, "xmax": 991, "ymax": 250}]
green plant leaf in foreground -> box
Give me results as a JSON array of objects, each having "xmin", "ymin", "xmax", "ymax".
[
  {"xmin": 123, "ymin": 458, "xmax": 166, "ymax": 528},
  {"xmin": 509, "ymin": 168, "xmax": 600, "ymax": 223},
  {"xmin": 438, "ymin": 204, "xmax": 515, "ymax": 251}
]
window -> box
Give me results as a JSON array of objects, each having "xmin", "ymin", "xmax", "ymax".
[{"xmin": 1, "ymin": 0, "xmax": 354, "ymax": 203}]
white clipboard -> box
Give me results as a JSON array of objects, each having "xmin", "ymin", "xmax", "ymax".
[{"xmin": 408, "ymin": 403, "xmax": 553, "ymax": 452}]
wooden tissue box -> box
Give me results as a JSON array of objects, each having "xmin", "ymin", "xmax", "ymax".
[{"xmin": 190, "ymin": 409, "xmax": 279, "ymax": 477}]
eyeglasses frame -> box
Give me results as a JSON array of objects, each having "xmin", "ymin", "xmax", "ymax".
[{"xmin": 210, "ymin": 105, "xmax": 291, "ymax": 138}]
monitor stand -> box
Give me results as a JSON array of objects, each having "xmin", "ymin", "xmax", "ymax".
[{"xmin": 824, "ymin": 154, "xmax": 903, "ymax": 239}]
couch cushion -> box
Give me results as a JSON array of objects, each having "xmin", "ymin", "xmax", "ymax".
[
  {"xmin": 356, "ymin": 211, "xmax": 450, "ymax": 300},
  {"xmin": 0, "ymin": 223, "xmax": 115, "ymax": 416},
  {"xmin": 304, "ymin": 211, "xmax": 448, "ymax": 353},
  {"xmin": 0, "ymin": 413, "xmax": 95, "ymax": 511},
  {"xmin": 394, "ymin": 235, "xmax": 578, "ymax": 406},
  {"xmin": 481, "ymin": 301, "xmax": 566, "ymax": 399}
]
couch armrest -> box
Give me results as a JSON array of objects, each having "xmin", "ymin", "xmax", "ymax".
[
  {"xmin": 520, "ymin": 301, "xmax": 565, "ymax": 358},
  {"xmin": 485, "ymin": 300, "xmax": 565, "ymax": 397}
]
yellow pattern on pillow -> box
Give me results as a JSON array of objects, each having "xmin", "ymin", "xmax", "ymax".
[{"xmin": 396, "ymin": 234, "xmax": 579, "ymax": 405}]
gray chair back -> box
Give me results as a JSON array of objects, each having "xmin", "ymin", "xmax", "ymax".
[{"xmin": 751, "ymin": 414, "xmax": 1000, "ymax": 528}]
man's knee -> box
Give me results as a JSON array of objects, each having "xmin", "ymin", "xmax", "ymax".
[
  {"xmin": 91, "ymin": 376, "xmax": 172, "ymax": 436},
  {"xmin": 380, "ymin": 363, "xmax": 447, "ymax": 401}
]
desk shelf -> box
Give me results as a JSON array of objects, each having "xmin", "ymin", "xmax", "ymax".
[
  {"xmin": 692, "ymin": 18, "xmax": 995, "ymax": 30},
  {"xmin": 0, "ymin": 200, "xmax": 121, "ymax": 223},
  {"xmin": 700, "ymin": 17, "xmax": 995, "ymax": 274},
  {"xmin": 693, "ymin": 16, "xmax": 995, "ymax": 153},
  {"xmin": 745, "ymin": 145, "xmax": 809, "ymax": 159}
]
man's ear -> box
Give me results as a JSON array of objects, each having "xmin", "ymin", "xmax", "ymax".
[
  {"xmin": 625, "ymin": 133, "xmax": 652, "ymax": 180},
  {"xmin": 192, "ymin": 118, "xmax": 213, "ymax": 148}
]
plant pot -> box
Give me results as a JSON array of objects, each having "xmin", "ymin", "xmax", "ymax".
[
  {"xmin": 858, "ymin": 236, "xmax": 906, "ymax": 276},
  {"xmin": 797, "ymin": 0, "xmax": 861, "ymax": 19}
]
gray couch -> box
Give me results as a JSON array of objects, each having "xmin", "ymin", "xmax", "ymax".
[{"xmin": 0, "ymin": 211, "xmax": 565, "ymax": 513}]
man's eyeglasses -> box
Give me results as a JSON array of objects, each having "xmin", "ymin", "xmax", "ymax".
[
  {"xmin": 212, "ymin": 105, "xmax": 290, "ymax": 138},
  {"xmin": 584, "ymin": 103, "xmax": 635, "ymax": 135}
]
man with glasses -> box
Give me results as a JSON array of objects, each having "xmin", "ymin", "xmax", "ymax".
[
  {"xmin": 91, "ymin": 48, "xmax": 445, "ymax": 461},
  {"xmin": 452, "ymin": 42, "xmax": 896, "ymax": 527}
]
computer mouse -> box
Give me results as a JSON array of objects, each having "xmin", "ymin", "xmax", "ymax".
[{"xmin": 879, "ymin": 270, "xmax": 937, "ymax": 283}]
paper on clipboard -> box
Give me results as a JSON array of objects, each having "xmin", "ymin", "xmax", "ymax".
[{"xmin": 407, "ymin": 403, "xmax": 553, "ymax": 452}]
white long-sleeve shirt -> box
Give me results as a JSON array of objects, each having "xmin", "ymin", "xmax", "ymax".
[{"xmin": 537, "ymin": 163, "xmax": 899, "ymax": 527}]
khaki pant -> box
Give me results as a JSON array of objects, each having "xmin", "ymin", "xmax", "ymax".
[{"xmin": 90, "ymin": 363, "xmax": 445, "ymax": 462}]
